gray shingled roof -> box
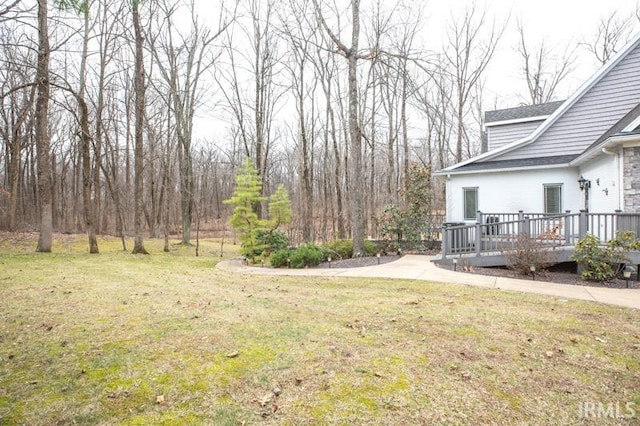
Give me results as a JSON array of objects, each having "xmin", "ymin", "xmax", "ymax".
[
  {"xmin": 485, "ymin": 100, "xmax": 565, "ymax": 123},
  {"xmin": 453, "ymin": 154, "xmax": 578, "ymax": 172}
]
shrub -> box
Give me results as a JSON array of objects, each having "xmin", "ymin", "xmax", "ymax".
[
  {"xmin": 289, "ymin": 243, "xmax": 326, "ymax": 268},
  {"xmin": 570, "ymin": 232, "xmax": 639, "ymax": 282},
  {"xmin": 323, "ymin": 240, "xmax": 353, "ymax": 260},
  {"xmin": 270, "ymin": 248, "xmax": 293, "ymax": 268},
  {"xmin": 270, "ymin": 244, "xmax": 327, "ymax": 269},
  {"xmin": 255, "ymin": 229, "xmax": 289, "ymax": 257},
  {"xmin": 506, "ymin": 234, "xmax": 551, "ymax": 276},
  {"xmin": 322, "ymin": 239, "xmax": 378, "ymax": 259}
]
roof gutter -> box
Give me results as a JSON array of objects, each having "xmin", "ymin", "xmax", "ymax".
[
  {"xmin": 570, "ymin": 133, "xmax": 640, "ymax": 165},
  {"xmin": 434, "ymin": 162, "xmax": 574, "ymax": 177}
]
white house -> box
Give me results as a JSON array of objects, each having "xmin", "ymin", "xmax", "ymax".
[{"xmin": 436, "ymin": 32, "xmax": 640, "ymax": 223}]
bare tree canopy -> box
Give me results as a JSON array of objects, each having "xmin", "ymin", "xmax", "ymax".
[
  {"xmin": 516, "ymin": 20, "xmax": 576, "ymax": 104},
  {"xmin": 583, "ymin": 11, "xmax": 635, "ymax": 66}
]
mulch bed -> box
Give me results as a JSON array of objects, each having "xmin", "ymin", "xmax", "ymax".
[
  {"xmin": 459, "ymin": 264, "xmax": 639, "ymax": 289},
  {"xmin": 319, "ymin": 254, "xmax": 640, "ymax": 289}
]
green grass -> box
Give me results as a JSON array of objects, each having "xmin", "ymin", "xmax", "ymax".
[{"xmin": 1, "ymin": 233, "xmax": 639, "ymax": 424}]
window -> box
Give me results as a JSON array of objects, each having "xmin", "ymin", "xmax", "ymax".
[
  {"xmin": 463, "ymin": 187, "xmax": 478, "ymax": 220},
  {"xmin": 544, "ymin": 184, "xmax": 562, "ymax": 214}
]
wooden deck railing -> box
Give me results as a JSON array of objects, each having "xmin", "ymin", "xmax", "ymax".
[{"xmin": 442, "ymin": 210, "xmax": 640, "ymax": 259}]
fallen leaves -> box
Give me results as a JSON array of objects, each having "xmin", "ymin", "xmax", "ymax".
[{"xmin": 255, "ymin": 386, "xmax": 283, "ymax": 418}]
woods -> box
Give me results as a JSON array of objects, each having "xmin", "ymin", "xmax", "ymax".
[{"xmin": 1, "ymin": 0, "xmax": 638, "ymax": 251}]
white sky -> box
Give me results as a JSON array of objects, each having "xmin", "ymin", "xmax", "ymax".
[{"xmin": 440, "ymin": 0, "xmax": 640, "ymax": 107}]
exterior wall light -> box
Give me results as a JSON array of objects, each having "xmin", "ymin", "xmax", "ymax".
[{"xmin": 578, "ymin": 176, "xmax": 591, "ymax": 191}]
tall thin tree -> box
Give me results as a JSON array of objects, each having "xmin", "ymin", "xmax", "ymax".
[
  {"xmin": 131, "ymin": 0, "xmax": 148, "ymax": 254},
  {"xmin": 35, "ymin": 0, "xmax": 53, "ymax": 252}
]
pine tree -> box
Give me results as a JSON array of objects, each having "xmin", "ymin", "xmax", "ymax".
[
  {"xmin": 268, "ymin": 184, "xmax": 292, "ymax": 230},
  {"xmin": 224, "ymin": 160, "xmax": 266, "ymax": 261}
]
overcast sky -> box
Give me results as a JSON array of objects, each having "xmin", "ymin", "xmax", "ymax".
[
  {"xmin": 442, "ymin": 0, "xmax": 640, "ymax": 106},
  {"xmin": 191, "ymin": 0, "xmax": 640, "ymax": 140}
]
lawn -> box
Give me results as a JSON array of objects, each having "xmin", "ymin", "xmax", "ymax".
[{"xmin": 1, "ymin": 233, "xmax": 639, "ymax": 425}]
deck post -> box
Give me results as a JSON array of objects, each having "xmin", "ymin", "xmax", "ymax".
[
  {"xmin": 564, "ymin": 210, "xmax": 571, "ymax": 245},
  {"xmin": 442, "ymin": 224, "xmax": 450, "ymax": 258},
  {"xmin": 523, "ymin": 216, "xmax": 531, "ymax": 238},
  {"xmin": 477, "ymin": 210, "xmax": 483, "ymax": 225},
  {"xmin": 579, "ymin": 209, "xmax": 588, "ymax": 238},
  {"xmin": 518, "ymin": 210, "xmax": 524, "ymax": 235},
  {"xmin": 475, "ymin": 221, "xmax": 482, "ymax": 256}
]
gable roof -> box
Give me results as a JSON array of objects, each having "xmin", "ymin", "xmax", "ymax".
[
  {"xmin": 436, "ymin": 31, "xmax": 640, "ymax": 175},
  {"xmin": 485, "ymin": 100, "xmax": 564, "ymax": 124}
]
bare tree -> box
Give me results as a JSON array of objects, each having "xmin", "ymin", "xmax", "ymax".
[
  {"xmin": 149, "ymin": 0, "xmax": 231, "ymax": 245},
  {"xmin": 216, "ymin": 0, "xmax": 282, "ymax": 219},
  {"xmin": 0, "ymin": 0, "xmax": 22, "ymax": 22},
  {"xmin": 313, "ymin": 0, "xmax": 368, "ymax": 255},
  {"xmin": 279, "ymin": 0, "xmax": 317, "ymax": 242},
  {"xmin": 131, "ymin": 0, "xmax": 148, "ymax": 254},
  {"xmin": 444, "ymin": 4, "xmax": 503, "ymax": 163},
  {"xmin": 583, "ymin": 11, "xmax": 634, "ymax": 66},
  {"xmin": 517, "ymin": 20, "xmax": 575, "ymax": 105},
  {"xmin": 35, "ymin": 0, "xmax": 53, "ymax": 252}
]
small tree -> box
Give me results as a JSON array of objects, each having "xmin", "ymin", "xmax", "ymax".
[
  {"xmin": 224, "ymin": 160, "xmax": 266, "ymax": 262},
  {"xmin": 381, "ymin": 163, "xmax": 432, "ymax": 248},
  {"xmin": 268, "ymin": 184, "xmax": 292, "ymax": 230},
  {"xmin": 257, "ymin": 184, "xmax": 293, "ymax": 257}
]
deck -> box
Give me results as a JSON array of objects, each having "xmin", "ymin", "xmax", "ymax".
[{"xmin": 441, "ymin": 210, "xmax": 640, "ymax": 267}]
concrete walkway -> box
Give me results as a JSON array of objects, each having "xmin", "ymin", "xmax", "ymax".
[{"xmin": 218, "ymin": 255, "xmax": 640, "ymax": 310}]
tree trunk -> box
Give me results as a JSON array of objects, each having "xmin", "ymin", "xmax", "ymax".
[
  {"xmin": 348, "ymin": 0, "xmax": 365, "ymax": 256},
  {"xmin": 35, "ymin": 0, "xmax": 53, "ymax": 253},
  {"xmin": 79, "ymin": 5, "xmax": 98, "ymax": 253},
  {"xmin": 131, "ymin": 0, "xmax": 148, "ymax": 254}
]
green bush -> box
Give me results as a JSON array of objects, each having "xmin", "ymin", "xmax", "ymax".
[
  {"xmin": 322, "ymin": 239, "xmax": 378, "ymax": 259},
  {"xmin": 270, "ymin": 244, "xmax": 327, "ymax": 269},
  {"xmin": 270, "ymin": 249, "xmax": 293, "ymax": 268},
  {"xmin": 255, "ymin": 229, "xmax": 289, "ymax": 257},
  {"xmin": 289, "ymin": 243, "xmax": 326, "ymax": 268},
  {"xmin": 570, "ymin": 232, "xmax": 639, "ymax": 282}
]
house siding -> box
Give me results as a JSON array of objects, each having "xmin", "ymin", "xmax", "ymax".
[
  {"xmin": 623, "ymin": 147, "xmax": 640, "ymax": 212},
  {"xmin": 446, "ymin": 168, "xmax": 582, "ymax": 222},
  {"xmin": 495, "ymin": 41, "xmax": 640, "ymax": 161},
  {"xmin": 486, "ymin": 120, "xmax": 542, "ymax": 151}
]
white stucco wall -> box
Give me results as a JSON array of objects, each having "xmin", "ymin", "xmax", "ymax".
[
  {"xmin": 446, "ymin": 167, "xmax": 584, "ymax": 222},
  {"xmin": 579, "ymin": 152, "xmax": 622, "ymax": 212}
]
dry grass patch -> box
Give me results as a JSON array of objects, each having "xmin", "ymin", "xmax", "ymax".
[{"xmin": 0, "ymin": 233, "xmax": 639, "ymax": 424}]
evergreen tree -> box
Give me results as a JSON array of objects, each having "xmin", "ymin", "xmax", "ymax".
[
  {"xmin": 268, "ymin": 184, "xmax": 292, "ymax": 230},
  {"xmin": 224, "ymin": 160, "xmax": 266, "ymax": 261}
]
